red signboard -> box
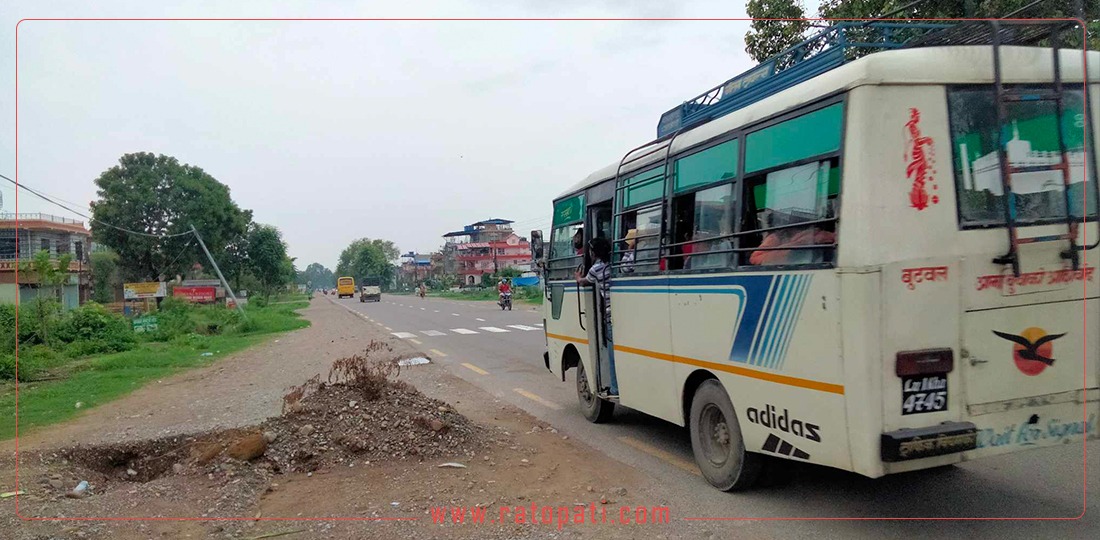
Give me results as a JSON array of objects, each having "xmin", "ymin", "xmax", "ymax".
[{"xmin": 174, "ymin": 286, "xmax": 217, "ymax": 303}]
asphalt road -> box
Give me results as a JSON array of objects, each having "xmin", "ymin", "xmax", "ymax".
[{"xmin": 333, "ymin": 293, "xmax": 1098, "ymax": 537}]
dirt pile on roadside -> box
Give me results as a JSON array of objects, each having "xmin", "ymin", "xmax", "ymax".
[
  {"xmin": 22, "ymin": 344, "xmax": 484, "ymax": 498},
  {"xmin": 260, "ymin": 372, "xmax": 483, "ymax": 473}
]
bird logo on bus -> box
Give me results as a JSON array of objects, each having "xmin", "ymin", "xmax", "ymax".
[{"xmin": 992, "ymin": 327, "xmax": 1066, "ymax": 376}]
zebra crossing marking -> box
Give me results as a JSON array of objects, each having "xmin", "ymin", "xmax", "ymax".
[
  {"xmin": 421, "ymin": 330, "xmax": 446, "ymax": 337},
  {"xmin": 392, "ymin": 332, "xmax": 417, "ymax": 339},
  {"xmin": 450, "ymin": 328, "xmax": 479, "ymax": 335},
  {"xmin": 507, "ymin": 325, "xmax": 539, "ymax": 331},
  {"xmin": 479, "ymin": 326, "xmax": 509, "ymax": 333}
]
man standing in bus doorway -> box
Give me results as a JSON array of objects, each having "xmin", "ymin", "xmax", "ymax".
[{"xmin": 575, "ymin": 237, "xmax": 618, "ymax": 396}]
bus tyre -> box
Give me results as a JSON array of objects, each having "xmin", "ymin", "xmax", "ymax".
[
  {"xmin": 576, "ymin": 361, "xmax": 614, "ymax": 423},
  {"xmin": 689, "ymin": 380, "xmax": 762, "ymax": 491}
]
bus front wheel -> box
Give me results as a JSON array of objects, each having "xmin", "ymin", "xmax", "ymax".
[
  {"xmin": 576, "ymin": 361, "xmax": 614, "ymax": 423},
  {"xmin": 689, "ymin": 380, "xmax": 762, "ymax": 491}
]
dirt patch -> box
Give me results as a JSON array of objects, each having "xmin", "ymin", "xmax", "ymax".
[{"xmin": 263, "ymin": 378, "xmax": 483, "ymax": 474}]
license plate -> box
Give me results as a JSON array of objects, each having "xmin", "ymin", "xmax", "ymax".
[{"xmin": 902, "ymin": 374, "xmax": 948, "ymax": 415}]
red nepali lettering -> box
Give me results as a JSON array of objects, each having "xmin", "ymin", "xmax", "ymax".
[{"xmin": 904, "ymin": 108, "xmax": 938, "ymax": 211}]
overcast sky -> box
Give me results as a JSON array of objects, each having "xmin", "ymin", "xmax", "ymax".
[{"xmin": 2, "ymin": 1, "xmax": 827, "ymax": 270}]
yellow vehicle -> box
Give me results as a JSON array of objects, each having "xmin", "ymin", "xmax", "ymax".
[{"xmin": 336, "ymin": 277, "xmax": 355, "ymax": 298}]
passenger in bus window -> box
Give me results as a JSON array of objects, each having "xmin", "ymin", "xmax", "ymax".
[
  {"xmin": 575, "ymin": 237, "xmax": 618, "ymax": 395},
  {"xmin": 749, "ymin": 211, "xmax": 835, "ymax": 266},
  {"xmin": 619, "ymin": 229, "xmax": 637, "ymax": 274}
]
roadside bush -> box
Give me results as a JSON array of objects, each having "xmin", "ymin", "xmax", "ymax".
[
  {"xmin": 56, "ymin": 302, "xmax": 136, "ymax": 355},
  {"xmin": 145, "ymin": 296, "xmax": 200, "ymax": 342},
  {"xmin": 0, "ymin": 345, "xmax": 61, "ymax": 381},
  {"xmin": 0, "ymin": 303, "xmax": 19, "ymax": 354}
]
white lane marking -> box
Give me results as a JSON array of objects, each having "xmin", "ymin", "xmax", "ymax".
[
  {"xmin": 535, "ymin": 323, "xmax": 544, "ymax": 327},
  {"xmin": 421, "ymin": 330, "xmax": 446, "ymax": 337},
  {"xmin": 507, "ymin": 325, "xmax": 539, "ymax": 331},
  {"xmin": 434, "ymin": 310, "xmax": 440, "ymax": 313},
  {"xmin": 392, "ymin": 332, "xmax": 417, "ymax": 339},
  {"xmin": 450, "ymin": 328, "xmax": 479, "ymax": 335},
  {"xmin": 479, "ymin": 326, "xmax": 509, "ymax": 333},
  {"xmin": 476, "ymin": 318, "xmax": 485, "ymax": 322},
  {"xmin": 420, "ymin": 307, "xmax": 426, "ymax": 310},
  {"xmin": 452, "ymin": 313, "xmax": 461, "ymax": 316}
]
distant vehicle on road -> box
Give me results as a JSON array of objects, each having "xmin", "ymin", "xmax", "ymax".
[
  {"xmin": 337, "ymin": 277, "xmax": 355, "ymax": 298},
  {"xmin": 360, "ymin": 277, "xmax": 382, "ymax": 302}
]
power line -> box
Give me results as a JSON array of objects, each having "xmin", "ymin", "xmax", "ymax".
[
  {"xmin": 154, "ymin": 237, "xmax": 196, "ymax": 280},
  {"xmin": 0, "ymin": 172, "xmax": 194, "ymax": 239}
]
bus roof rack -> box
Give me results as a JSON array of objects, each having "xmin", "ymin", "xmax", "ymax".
[
  {"xmin": 903, "ymin": 19, "xmax": 1078, "ymax": 48},
  {"xmin": 656, "ymin": 22, "xmax": 953, "ymax": 138}
]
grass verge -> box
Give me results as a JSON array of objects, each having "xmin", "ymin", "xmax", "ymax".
[{"xmin": 0, "ymin": 301, "xmax": 309, "ymax": 441}]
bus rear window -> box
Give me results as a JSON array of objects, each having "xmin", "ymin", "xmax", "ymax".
[{"xmin": 948, "ymin": 86, "xmax": 1097, "ymax": 227}]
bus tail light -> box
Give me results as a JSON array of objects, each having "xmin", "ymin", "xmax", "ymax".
[{"xmin": 896, "ymin": 348, "xmax": 954, "ymax": 377}]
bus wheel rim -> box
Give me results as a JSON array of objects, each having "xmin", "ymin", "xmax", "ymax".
[
  {"xmin": 577, "ymin": 364, "xmax": 593, "ymax": 405},
  {"xmin": 700, "ymin": 403, "xmax": 732, "ymax": 467}
]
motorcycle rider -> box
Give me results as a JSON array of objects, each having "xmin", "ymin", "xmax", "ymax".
[
  {"xmin": 498, "ymin": 278, "xmax": 512, "ymax": 306},
  {"xmin": 419, "ymin": 283, "xmax": 426, "ymax": 298}
]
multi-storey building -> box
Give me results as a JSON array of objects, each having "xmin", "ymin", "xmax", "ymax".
[
  {"xmin": 441, "ymin": 218, "xmax": 532, "ymax": 286},
  {"xmin": 0, "ymin": 213, "xmax": 91, "ymax": 309}
]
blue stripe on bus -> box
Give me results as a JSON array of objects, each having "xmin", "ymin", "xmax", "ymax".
[
  {"xmin": 772, "ymin": 275, "xmax": 805, "ymax": 368},
  {"xmin": 777, "ymin": 275, "xmax": 812, "ymax": 370},
  {"xmin": 552, "ymin": 273, "xmax": 815, "ymax": 372},
  {"xmin": 734, "ymin": 277, "xmax": 778, "ymax": 365},
  {"xmin": 768, "ymin": 275, "xmax": 803, "ymax": 368},
  {"xmin": 757, "ymin": 275, "xmax": 791, "ymax": 367}
]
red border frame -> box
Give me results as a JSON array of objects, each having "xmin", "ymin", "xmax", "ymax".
[{"xmin": 11, "ymin": 17, "xmax": 1092, "ymax": 523}]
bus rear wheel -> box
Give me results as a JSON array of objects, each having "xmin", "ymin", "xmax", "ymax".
[
  {"xmin": 576, "ymin": 361, "xmax": 614, "ymax": 423},
  {"xmin": 689, "ymin": 379, "xmax": 762, "ymax": 491}
]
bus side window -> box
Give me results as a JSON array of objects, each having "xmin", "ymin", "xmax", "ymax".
[{"xmin": 740, "ymin": 159, "xmax": 838, "ymax": 267}]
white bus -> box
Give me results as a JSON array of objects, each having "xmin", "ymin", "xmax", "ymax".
[{"xmin": 531, "ymin": 22, "xmax": 1099, "ymax": 491}]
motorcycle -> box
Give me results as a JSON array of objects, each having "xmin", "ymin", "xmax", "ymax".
[{"xmin": 498, "ymin": 291, "xmax": 512, "ymax": 311}]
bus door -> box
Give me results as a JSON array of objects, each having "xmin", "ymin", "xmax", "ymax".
[{"xmin": 586, "ymin": 201, "xmax": 613, "ymax": 393}]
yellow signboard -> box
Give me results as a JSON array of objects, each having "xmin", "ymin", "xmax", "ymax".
[{"xmin": 123, "ymin": 282, "xmax": 166, "ymax": 299}]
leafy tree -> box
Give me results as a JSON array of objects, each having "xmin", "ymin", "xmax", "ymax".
[
  {"xmin": 18, "ymin": 250, "xmax": 74, "ymax": 344},
  {"xmin": 336, "ymin": 238, "xmax": 399, "ymax": 288},
  {"xmin": 745, "ymin": 0, "xmax": 811, "ymax": 64},
  {"xmin": 89, "ymin": 152, "xmax": 252, "ymax": 281},
  {"xmin": 745, "ymin": 0, "xmax": 1098, "ymax": 63},
  {"xmin": 299, "ymin": 262, "xmax": 335, "ymax": 289},
  {"xmin": 89, "ymin": 251, "xmax": 119, "ymax": 303},
  {"xmin": 221, "ymin": 221, "xmax": 254, "ymax": 290},
  {"xmin": 247, "ymin": 224, "xmax": 290, "ymax": 299}
]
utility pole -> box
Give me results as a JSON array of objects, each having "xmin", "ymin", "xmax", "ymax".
[{"xmin": 189, "ymin": 224, "xmax": 246, "ymax": 319}]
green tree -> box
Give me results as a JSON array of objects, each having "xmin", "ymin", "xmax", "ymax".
[
  {"xmin": 89, "ymin": 251, "xmax": 119, "ymax": 304},
  {"xmin": 18, "ymin": 250, "xmax": 74, "ymax": 344},
  {"xmin": 299, "ymin": 262, "xmax": 335, "ymax": 289},
  {"xmin": 744, "ymin": 0, "xmax": 812, "ymax": 64},
  {"xmin": 745, "ymin": 0, "xmax": 1098, "ymax": 63},
  {"xmin": 89, "ymin": 152, "xmax": 252, "ymax": 281},
  {"xmin": 247, "ymin": 224, "xmax": 290, "ymax": 299},
  {"xmin": 221, "ymin": 220, "xmax": 255, "ymax": 290},
  {"xmin": 336, "ymin": 238, "xmax": 399, "ymax": 288}
]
